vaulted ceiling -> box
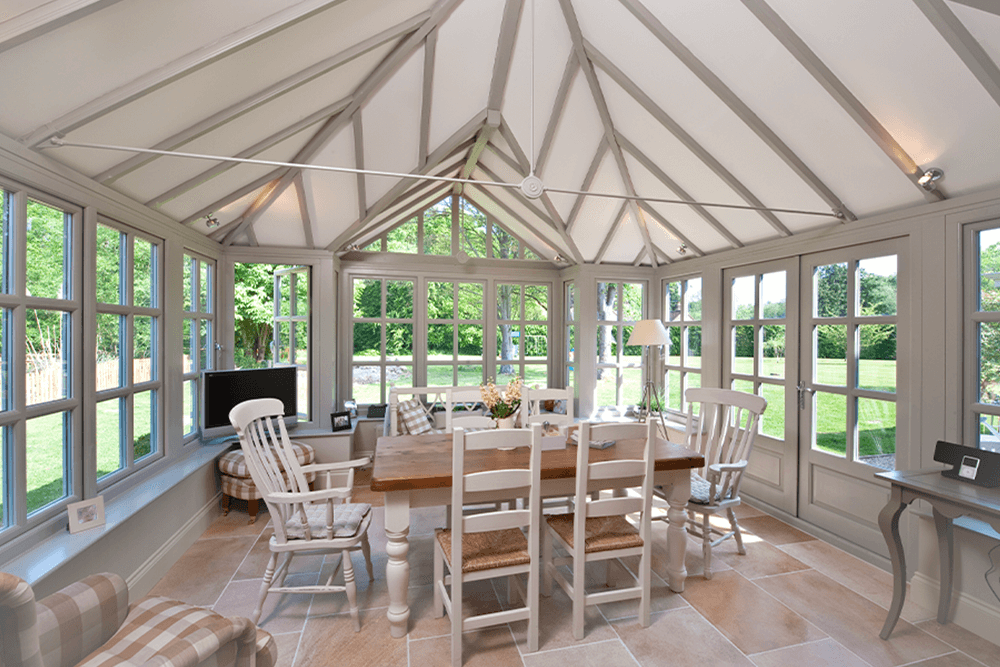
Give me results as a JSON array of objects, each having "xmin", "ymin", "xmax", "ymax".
[{"xmin": 3, "ymin": 0, "xmax": 1000, "ymax": 265}]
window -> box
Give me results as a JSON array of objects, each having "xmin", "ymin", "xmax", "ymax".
[
  {"xmin": 274, "ymin": 267, "xmax": 309, "ymax": 420},
  {"xmin": 0, "ymin": 189, "xmax": 81, "ymax": 538},
  {"xmin": 496, "ymin": 282, "xmax": 549, "ymax": 388},
  {"xmin": 427, "ymin": 280, "xmax": 485, "ymax": 386},
  {"xmin": 565, "ymin": 281, "xmax": 576, "ymax": 391},
  {"xmin": 352, "ymin": 277, "xmax": 414, "ymax": 403},
  {"xmin": 95, "ymin": 220, "xmax": 162, "ymax": 485},
  {"xmin": 595, "ymin": 281, "xmax": 644, "ymax": 410},
  {"xmin": 968, "ymin": 223, "xmax": 1000, "ymax": 452},
  {"xmin": 181, "ymin": 253, "xmax": 214, "ymax": 439},
  {"xmin": 664, "ymin": 277, "xmax": 702, "ymax": 414}
]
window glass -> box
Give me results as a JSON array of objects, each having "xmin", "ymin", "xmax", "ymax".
[
  {"xmin": 664, "ymin": 278, "xmax": 702, "ymax": 415},
  {"xmin": 26, "ymin": 309, "xmax": 69, "ymax": 406},
  {"xmin": 351, "ymin": 277, "xmax": 413, "ymax": 403},
  {"xmin": 133, "ymin": 237, "xmax": 154, "ymax": 308},
  {"xmin": 387, "ymin": 217, "xmax": 418, "ymax": 253},
  {"xmin": 96, "ymin": 398, "xmax": 123, "ymax": 480},
  {"xmin": 424, "ymin": 200, "xmax": 452, "ymax": 255},
  {"xmin": 596, "ymin": 281, "xmax": 644, "ymax": 409},
  {"xmin": 96, "ymin": 224, "xmax": 122, "ymax": 305},
  {"xmin": 26, "ymin": 200, "xmax": 68, "ymax": 300},
  {"xmin": 26, "ymin": 411, "xmax": 70, "ymax": 514}
]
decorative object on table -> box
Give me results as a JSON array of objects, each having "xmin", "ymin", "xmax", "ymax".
[
  {"xmin": 366, "ymin": 403, "xmax": 387, "ymax": 419},
  {"xmin": 934, "ymin": 440, "xmax": 1000, "ymax": 487},
  {"xmin": 331, "ymin": 410, "xmax": 352, "ymax": 432},
  {"xmin": 480, "ymin": 376, "xmax": 522, "ymax": 428},
  {"xmin": 344, "ymin": 399, "xmax": 358, "ymax": 420},
  {"xmin": 626, "ymin": 319, "xmax": 671, "ymax": 436},
  {"xmin": 539, "ymin": 421, "xmax": 568, "ymax": 450},
  {"xmin": 67, "ymin": 495, "xmax": 105, "ymax": 533}
]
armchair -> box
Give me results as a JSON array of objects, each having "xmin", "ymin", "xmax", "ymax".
[{"xmin": 0, "ymin": 571, "xmax": 276, "ymax": 667}]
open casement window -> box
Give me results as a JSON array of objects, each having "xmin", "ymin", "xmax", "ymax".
[
  {"xmin": 352, "ymin": 277, "xmax": 415, "ymax": 405},
  {"xmin": 663, "ymin": 277, "xmax": 702, "ymax": 416},
  {"xmin": 181, "ymin": 253, "xmax": 214, "ymax": 440},
  {"xmin": 967, "ymin": 221, "xmax": 1000, "ymax": 452},
  {"xmin": 273, "ymin": 266, "xmax": 310, "ymax": 421},
  {"xmin": 595, "ymin": 281, "xmax": 645, "ymax": 411}
]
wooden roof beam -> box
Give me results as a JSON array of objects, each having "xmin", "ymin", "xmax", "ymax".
[{"xmin": 0, "ymin": 0, "xmax": 126, "ymax": 54}]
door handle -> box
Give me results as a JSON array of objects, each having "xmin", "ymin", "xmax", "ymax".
[{"xmin": 796, "ymin": 381, "xmax": 815, "ymax": 410}]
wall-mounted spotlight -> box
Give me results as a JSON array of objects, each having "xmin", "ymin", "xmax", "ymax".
[
  {"xmin": 553, "ymin": 253, "xmax": 565, "ymax": 263},
  {"xmin": 205, "ymin": 213, "xmax": 219, "ymax": 229},
  {"xmin": 344, "ymin": 243, "xmax": 361, "ymax": 252},
  {"xmin": 918, "ymin": 167, "xmax": 944, "ymax": 191},
  {"xmin": 677, "ymin": 242, "xmax": 688, "ymax": 255}
]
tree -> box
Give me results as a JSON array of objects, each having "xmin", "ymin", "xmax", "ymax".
[{"xmin": 234, "ymin": 263, "xmax": 278, "ymax": 367}]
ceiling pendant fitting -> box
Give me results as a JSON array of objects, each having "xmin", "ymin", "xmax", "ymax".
[{"xmin": 520, "ymin": 175, "xmax": 544, "ymax": 199}]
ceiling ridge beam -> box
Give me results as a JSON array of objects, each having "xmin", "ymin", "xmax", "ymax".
[
  {"xmin": 457, "ymin": 117, "xmax": 499, "ymax": 192},
  {"xmin": 21, "ymin": 0, "xmax": 354, "ymax": 148},
  {"xmin": 182, "ymin": 167, "xmax": 287, "ymax": 225},
  {"xmin": 0, "ymin": 0, "xmax": 126, "ymax": 54},
  {"xmin": 637, "ymin": 199, "xmax": 703, "ymax": 257},
  {"xmin": 948, "ymin": 0, "xmax": 1000, "ymax": 17},
  {"xmin": 618, "ymin": 0, "xmax": 857, "ymax": 218},
  {"xmin": 94, "ymin": 14, "xmax": 425, "ymax": 184},
  {"xmin": 741, "ymin": 0, "xmax": 945, "ymax": 203},
  {"xmin": 419, "ymin": 28, "xmax": 438, "ymax": 167},
  {"xmin": 145, "ymin": 95, "xmax": 351, "ymax": 208},
  {"xmin": 559, "ymin": 0, "xmax": 659, "ymax": 267},
  {"xmin": 535, "ymin": 52, "xmax": 580, "ymax": 176},
  {"xmin": 616, "ymin": 133, "xmax": 737, "ymax": 250},
  {"xmin": 326, "ymin": 109, "xmax": 485, "ymax": 251},
  {"xmin": 353, "ymin": 112, "xmax": 367, "ymax": 221},
  {"xmin": 565, "ymin": 138, "xmax": 609, "ymax": 233},
  {"xmin": 293, "ymin": 172, "xmax": 316, "ymax": 249},
  {"xmin": 913, "ymin": 0, "xmax": 1000, "ymax": 110},
  {"xmin": 464, "ymin": 188, "xmax": 562, "ymax": 261},
  {"xmin": 594, "ymin": 202, "xmax": 630, "ymax": 264},
  {"xmin": 488, "ymin": 0, "xmax": 525, "ymax": 113},
  {"xmin": 585, "ymin": 40, "xmax": 804, "ymax": 231},
  {"xmin": 226, "ymin": 0, "xmax": 467, "ymax": 246}
]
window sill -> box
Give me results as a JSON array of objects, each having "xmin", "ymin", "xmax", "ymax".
[{"xmin": 0, "ymin": 441, "xmax": 230, "ymax": 585}]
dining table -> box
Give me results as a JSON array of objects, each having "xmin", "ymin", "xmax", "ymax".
[{"xmin": 370, "ymin": 429, "xmax": 705, "ymax": 638}]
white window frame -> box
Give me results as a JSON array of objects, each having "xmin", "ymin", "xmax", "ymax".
[
  {"xmin": 273, "ymin": 266, "xmax": 309, "ymax": 420},
  {"xmin": 595, "ymin": 280, "xmax": 646, "ymax": 411},
  {"xmin": 181, "ymin": 252, "xmax": 214, "ymax": 442},
  {"xmin": 965, "ymin": 219, "xmax": 1000, "ymax": 451},
  {"xmin": 426, "ymin": 279, "xmax": 487, "ymax": 386},
  {"xmin": 493, "ymin": 281, "xmax": 551, "ymax": 387},
  {"xmin": 663, "ymin": 275, "xmax": 702, "ymax": 417},
  {"xmin": 350, "ymin": 276, "xmax": 416, "ymax": 405}
]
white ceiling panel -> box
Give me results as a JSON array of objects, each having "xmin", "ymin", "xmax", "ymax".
[
  {"xmin": 251, "ymin": 185, "xmax": 306, "ymax": 247},
  {"xmin": 951, "ymin": 1, "xmax": 1000, "ymax": 68},
  {"xmin": 572, "ymin": 156, "xmax": 625, "ymax": 260},
  {"xmin": 156, "ymin": 163, "xmax": 279, "ymax": 222},
  {"xmin": 305, "ymin": 126, "xmax": 360, "ymax": 249},
  {"xmin": 601, "ymin": 209, "xmax": 645, "ymax": 264}
]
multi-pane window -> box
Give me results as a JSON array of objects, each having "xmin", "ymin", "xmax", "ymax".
[
  {"xmin": 427, "ymin": 280, "xmax": 485, "ymax": 386},
  {"xmin": 595, "ymin": 281, "xmax": 644, "ymax": 409},
  {"xmin": 565, "ymin": 281, "xmax": 576, "ymax": 391},
  {"xmin": 664, "ymin": 277, "xmax": 702, "ymax": 414},
  {"xmin": 968, "ymin": 224, "xmax": 1000, "ymax": 452},
  {"xmin": 274, "ymin": 267, "xmax": 309, "ymax": 420},
  {"xmin": 352, "ymin": 277, "xmax": 414, "ymax": 403},
  {"xmin": 496, "ymin": 282, "xmax": 549, "ymax": 388},
  {"xmin": 181, "ymin": 253, "xmax": 214, "ymax": 439},
  {"xmin": 95, "ymin": 220, "xmax": 162, "ymax": 485}
]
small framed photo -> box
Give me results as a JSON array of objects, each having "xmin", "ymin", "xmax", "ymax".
[
  {"xmin": 68, "ymin": 496, "xmax": 106, "ymax": 534},
  {"xmin": 331, "ymin": 410, "xmax": 352, "ymax": 432}
]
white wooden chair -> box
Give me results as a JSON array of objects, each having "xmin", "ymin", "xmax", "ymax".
[
  {"xmin": 229, "ymin": 398, "xmax": 374, "ymax": 630},
  {"xmin": 522, "ymin": 386, "xmax": 574, "ymax": 427},
  {"xmin": 653, "ymin": 387, "xmax": 767, "ymax": 579},
  {"xmin": 433, "ymin": 425, "xmax": 543, "ymax": 666},
  {"xmin": 447, "ymin": 387, "xmax": 491, "ymax": 432},
  {"xmin": 542, "ymin": 420, "xmax": 656, "ymax": 640}
]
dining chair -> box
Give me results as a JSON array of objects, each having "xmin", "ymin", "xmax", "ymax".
[
  {"xmin": 229, "ymin": 398, "xmax": 374, "ymax": 630},
  {"xmin": 522, "ymin": 386, "xmax": 574, "ymax": 427},
  {"xmin": 446, "ymin": 387, "xmax": 487, "ymax": 432},
  {"xmin": 433, "ymin": 425, "xmax": 543, "ymax": 666},
  {"xmin": 653, "ymin": 387, "xmax": 767, "ymax": 579},
  {"xmin": 542, "ymin": 420, "xmax": 656, "ymax": 640}
]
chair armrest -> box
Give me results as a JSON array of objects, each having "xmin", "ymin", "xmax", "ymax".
[
  {"xmin": 36, "ymin": 573, "xmax": 129, "ymax": 667},
  {"xmin": 267, "ymin": 486, "xmax": 359, "ymax": 504},
  {"xmin": 708, "ymin": 461, "xmax": 748, "ymax": 474},
  {"xmin": 300, "ymin": 457, "xmax": 370, "ymax": 474}
]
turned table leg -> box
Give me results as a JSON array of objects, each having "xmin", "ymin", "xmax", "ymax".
[
  {"xmin": 664, "ymin": 470, "xmax": 691, "ymax": 593},
  {"xmin": 384, "ymin": 491, "xmax": 412, "ymax": 638}
]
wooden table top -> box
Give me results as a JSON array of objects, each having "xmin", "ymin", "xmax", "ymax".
[{"xmin": 370, "ymin": 431, "xmax": 705, "ymax": 493}]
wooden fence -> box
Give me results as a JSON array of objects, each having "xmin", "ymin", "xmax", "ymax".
[{"xmin": 26, "ymin": 355, "xmax": 152, "ymax": 403}]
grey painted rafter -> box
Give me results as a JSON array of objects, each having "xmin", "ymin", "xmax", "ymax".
[
  {"xmin": 619, "ymin": 0, "xmax": 855, "ymax": 219},
  {"xmin": 293, "ymin": 172, "xmax": 316, "ymax": 248},
  {"xmin": 208, "ymin": 216, "xmax": 243, "ymax": 242},
  {"xmin": 913, "ymin": 0, "xmax": 1000, "ymax": 110},
  {"xmin": 559, "ymin": 0, "xmax": 658, "ymax": 267},
  {"xmin": 419, "ymin": 28, "xmax": 438, "ymax": 167},
  {"xmin": 21, "ymin": 0, "xmax": 353, "ymax": 148},
  {"xmin": 535, "ymin": 52, "xmax": 579, "ymax": 176},
  {"xmin": 585, "ymin": 41, "xmax": 801, "ymax": 231},
  {"xmin": 94, "ymin": 15, "xmax": 424, "ymax": 184},
  {"xmin": 740, "ymin": 0, "xmax": 945, "ymax": 203},
  {"xmin": 949, "ymin": 0, "xmax": 1000, "ymax": 17},
  {"xmin": 565, "ymin": 138, "xmax": 609, "ymax": 234},
  {"xmin": 456, "ymin": 116, "xmax": 499, "ymax": 193},
  {"xmin": 145, "ymin": 95, "xmax": 351, "ymax": 208},
  {"xmin": 182, "ymin": 167, "xmax": 287, "ymax": 225},
  {"xmin": 637, "ymin": 200, "xmax": 703, "ymax": 257},
  {"xmin": 488, "ymin": 0, "xmax": 525, "ymax": 112},
  {"xmin": 497, "ymin": 120, "xmax": 531, "ymax": 174},
  {"xmin": 353, "ymin": 112, "xmax": 367, "ymax": 218},
  {"xmin": 616, "ymin": 133, "xmax": 739, "ymax": 249},
  {"xmin": 226, "ymin": 0, "xmax": 466, "ymax": 246},
  {"xmin": 0, "ymin": 0, "xmax": 125, "ymax": 54}
]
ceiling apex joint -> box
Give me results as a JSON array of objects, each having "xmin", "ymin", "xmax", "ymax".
[{"xmin": 486, "ymin": 109, "xmax": 503, "ymax": 128}]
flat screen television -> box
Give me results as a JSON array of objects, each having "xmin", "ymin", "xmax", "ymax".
[{"xmin": 201, "ymin": 366, "xmax": 298, "ymax": 439}]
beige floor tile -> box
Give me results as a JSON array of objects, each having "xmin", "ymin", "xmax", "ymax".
[
  {"xmin": 756, "ymin": 570, "xmax": 952, "ymax": 667},
  {"xmin": 201, "ymin": 508, "xmax": 271, "ymax": 539},
  {"xmin": 596, "ymin": 569, "xmax": 689, "ymax": 620},
  {"xmin": 406, "ymin": 580, "xmax": 504, "ymax": 640},
  {"xmin": 737, "ymin": 516, "xmax": 817, "ymax": 545},
  {"xmin": 680, "ymin": 570, "xmax": 827, "ymax": 654},
  {"xmin": 749, "ymin": 638, "xmax": 870, "ymax": 667},
  {"xmin": 307, "ymin": 552, "xmax": 389, "ymax": 615},
  {"xmin": 905, "ymin": 651, "xmax": 988, "ymax": 667},
  {"xmin": 232, "ymin": 529, "xmax": 326, "ymax": 581},
  {"xmin": 408, "ymin": 626, "xmax": 526, "ymax": 667},
  {"xmin": 648, "ymin": 522, "xmax": 733, "ymax": 579},
  {"xmin": 522, "ymin": 639, "xmax": 640, "ymax": 666},
  {"xmin": 715, "ymin": 538, "xmax": 810, "ymax": 579},
  {"xmin": 779, "ymin": 539, "xmax": 936, "ymax": 624},
  {"xmin": 508, "ymin": 585, "xmax": 619, "ymax": 652},
  {"xmin": 214, "ymin": 573, "xmax": 320, "ymax": 635},
  {"xmin": 613, "ymin": 607, "xmax": 754, "ymax": 666},
  {"xmin": 148, "ymin": 534, "xmax": 258, "ymax": 606},
  {"xmin": 916, "ymin": 620, "xmax": 1000, "ymax": 666},
  {"xmin": 733, "ymin": 503, "xmax": 768, "ymax": 519},
  {"xmin": 269, "ymin": 632, "xmax": 301, "ymax": 667},
  {"xmin": 295, "ymin": 611, "xmax": 407, "ymax": 667}
]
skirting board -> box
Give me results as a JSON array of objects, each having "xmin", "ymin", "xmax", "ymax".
[
  {"xmin": 911, "ymin": 571, "xmax": 1000, "ymax": 643},
  {"xmin": 127, "ymin": 492, "xmax": 224, "ymax": 598}
]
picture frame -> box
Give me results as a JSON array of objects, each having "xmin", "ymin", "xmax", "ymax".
[
  {"xmin": 67, "ymin": 496, "xmax": 106, "ymax": 534},
  {"xmin": 331, "ymin": 410, "xmax": 352, "ymax": 432}
]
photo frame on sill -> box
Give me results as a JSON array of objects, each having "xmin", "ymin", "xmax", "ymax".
[
  {"xmin": 331, "ymin": 410, "xmax": 352, "ymax": 432},
  {"xmin": 68, "ymin": 496, "xmax": 106, "ymax": 534}
]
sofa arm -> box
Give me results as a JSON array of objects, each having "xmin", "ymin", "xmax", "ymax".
[
  {"xmin": 0, "ymin": 572, "xmax": 44, "ymax": 667},
  {"xmin": 133, "ymin": 613, "xmax": 260, "ymax": 667},
  {"xmin": 36, "ymin": 573, "xmax": 129, "ymax": 667}
]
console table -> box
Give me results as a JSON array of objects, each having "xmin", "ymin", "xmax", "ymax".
[{"xmin": 876, "ymin": 469, "xmax": 1000, "ymax": 639}]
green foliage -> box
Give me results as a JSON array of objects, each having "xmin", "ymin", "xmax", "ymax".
[
  {"xmin": 978, "ymin": 240, "xmax": 1000, "ymax": 403},
  {"xmin": 234, "ymin": 263, "xmax": 279, "ymax": 367}
]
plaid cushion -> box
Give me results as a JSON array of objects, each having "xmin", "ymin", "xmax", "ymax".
[
  {"xmin": 36, "ymin": 572, "xmax": 129, "ymax": 667},
  {"xmin": 687, "ymin": 473, "xmax": 733, "ymax": 505},
  {"xmin": 397, "ymin": 399, "xmax": 433, "ymax": 435},
  {"xmin": 0, "ymin": 572, "xmax": 44, "ymax": 667},
  {"xmin": 284, "ymin": 503, "xmax": 371, "ymax": 540},
  {"xmin": 220, "ymin": 470, "xmax": 316, "ymax": 501},
  {"xmin": 218, "ymin": 442, "xmax": 314, "ymax": 479}
]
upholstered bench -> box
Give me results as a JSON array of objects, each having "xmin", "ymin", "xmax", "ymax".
[{"xmin": 218, "ymin": 440, "xmax": 316, "ymax": 523}]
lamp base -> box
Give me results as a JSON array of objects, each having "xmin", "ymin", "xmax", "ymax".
[{"xmin": 637, "ymin": 379, "xmax": 667, "ymax": 437}]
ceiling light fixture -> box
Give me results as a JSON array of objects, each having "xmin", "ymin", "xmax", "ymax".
[
  {"xmin": 918, "ymin": 167, "xmax": 944, "ymax": 191},
  {"xmin": 677, "ymin": 243, "xmax": 687, "ymax": 255},
  {"xmin": 553, "ymin": 253, "xmax": 565, "ymax": 263},
  {"xmin": 344, "ymin": 243, "xmax": 360, "ymax": 251},
  {"xmin": 204, "ymin": 213, "xmax": 219, "ymax": 228}
]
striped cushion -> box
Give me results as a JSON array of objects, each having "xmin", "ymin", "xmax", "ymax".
[
  {"xmin": 36, "ymin": 572, "xmax": 129, "ymax": 667},
  {"xmin": 397, "ymin": 399, "xmax": 433, "ymax": 435},
  {"xmin": 217, "ymin": 442, "xmax": 314, "ymax": 479},
  {"xmin": 284, "ymin": 503, "xmax": 371, "ymax": 540}
]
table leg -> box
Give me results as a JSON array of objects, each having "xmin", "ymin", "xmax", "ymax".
[
  {"xmin": 664, "ymin": 471, "xmax": 691, "ymax": 593},
  {"xmin": 932, "ymin": 506, "xmax": 954, "ymax": 624},
  {"xmin": 384, "ymin": 490, "xmax": 411, "ymax": 638},
  {"xmin": 879, "ymin": 484, "xmax": 911, "ymax": 640}
]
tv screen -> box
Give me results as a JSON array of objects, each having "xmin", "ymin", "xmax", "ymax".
[{"xmin": 202, "ymin": 366, "xmax": 298, "ymax": 438}]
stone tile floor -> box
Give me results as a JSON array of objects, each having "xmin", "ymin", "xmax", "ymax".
[{"xmin": 150, "ymin": 474, "xmax": 999, "ymax": 667}]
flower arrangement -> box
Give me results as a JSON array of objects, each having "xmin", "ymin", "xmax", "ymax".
[{"xmin": 480, "ymin": 376, "xmax": 522, "ymax": 420}]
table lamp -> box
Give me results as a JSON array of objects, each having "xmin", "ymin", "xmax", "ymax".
[{"xmin": 626, "ymin": 319, "xmax": 670, "ymax": 435}]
